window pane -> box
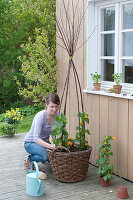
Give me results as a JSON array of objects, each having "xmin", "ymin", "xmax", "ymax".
[
  {"xmin": 102, "ymin": 7, "xmax": 115, "ymax": 31},
  {"xmin": 101, "ymin": 34, "xmax": 115, "ymax": 56},
  {"xmin": 122, "ymin": 60, "xmax": 133, "ymax": 83},
  {"xmin": 123, "ymin": 4, "xmax": 133, "ymax": 29},
  {"xmin": 101, "ymin": 60, "xmax": 114, "ymax": 81},
  {"xmin": 123, "ymin": 32, "xmax": 133, "ymax": 56}
]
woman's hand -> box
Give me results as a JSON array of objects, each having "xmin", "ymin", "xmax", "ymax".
[{"xmin": 36, "ymin": 138, "xmax": 55, "ymax": 150}]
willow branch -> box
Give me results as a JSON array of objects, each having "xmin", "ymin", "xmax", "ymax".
[
  {"xmin": 59, "ymin": 62, "xmax": 71, "ymax": 113},
  {"xmin": 72, "ymin": 60, "xmax": 84, "ymax": 111},
  {"xmin": 74, "ymin": 26, "xmax": 96, "ymax": 53},
  {"xmin": 56, "ymin": 18, "xmax": 69, "ymax": 53}
]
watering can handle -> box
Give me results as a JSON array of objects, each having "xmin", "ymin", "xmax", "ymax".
[
  {"xmin": 30, "ymin": 161, "xmax": 39, "ymax": 173},
  {"xmin": 30, "ymin": 162, "xmax": 43, "ymax": 194}
]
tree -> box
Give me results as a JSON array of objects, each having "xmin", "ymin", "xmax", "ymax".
[
  {"xmin": 16, "ymin": 0, "xmax": 57, "ymax": 105},
  {"xmin": 0, "ymin": 0, "xmax": 56, "ymax": 112},
  {"xmin": 17, "ymin": 28, "xmax": 57, "ymax": 104}
]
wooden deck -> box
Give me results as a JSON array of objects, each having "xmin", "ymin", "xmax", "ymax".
[{"xmin": 0, "ymin": 133, "xmax": 133, "ymax": 200}]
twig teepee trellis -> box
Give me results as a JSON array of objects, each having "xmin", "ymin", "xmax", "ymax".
[{"xmin": 53, "ymin": 0, "xmax": 92, "ymax": 149}]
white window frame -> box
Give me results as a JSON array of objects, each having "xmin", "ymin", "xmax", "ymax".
[{"xmin": 87, "ymin": 0, "xmax": 133, "ymax": 93}]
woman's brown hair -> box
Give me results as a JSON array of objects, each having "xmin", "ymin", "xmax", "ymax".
[{"xmin": 46, "ymin": 93, "xmax": 60, "ymax": 105}]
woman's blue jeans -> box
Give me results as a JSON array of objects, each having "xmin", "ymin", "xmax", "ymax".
[{"xmin": 24, "ymin": 141, "xmax": 48, "ymax": 163}]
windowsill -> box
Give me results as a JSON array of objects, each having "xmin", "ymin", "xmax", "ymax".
[{"xmin": 83, "ymin": 89, "xmax": 133, "ymax": 100}]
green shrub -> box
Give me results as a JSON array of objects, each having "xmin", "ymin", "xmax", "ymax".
[
  {"xmin": 0, "ymin": 122, "xmax": 16, "ymax": 136},
  {"xmin": 9, "ymin": 100, "xmax": 26, "ymax": 108},
  {"xmin": 0, "ymin": 113, "xmax": 5, "ymax": 122},
  {"xmin": 19, "ymin": 105, "xmax": 43, "ymax": 116}
]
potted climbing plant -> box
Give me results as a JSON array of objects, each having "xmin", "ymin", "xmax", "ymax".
[
  {"xmin": 112, "ymin": 73, "xmax": 122, "ymax": 94},
  {"xmin": 91, "ymin": 72, "xmax": 101, "ymax": 91},
  {"xmin": 47, "ymin": 0, "xmax": 92, "ymax": 183},
  {"xmin": 96, "ymin": 135, "xmax": 115, "ymax": 187},
  {"xmin": 48, "ymin": 111, "xmax": 92, "ymax": 183},
  {"xmin": 51, "ymin": 112, "xmax": 90, "ymax": 150}
]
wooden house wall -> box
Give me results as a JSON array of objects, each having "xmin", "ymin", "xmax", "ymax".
[{"xmin": 56, "ymin": 0, "xmax": 133, "ymax": 182}]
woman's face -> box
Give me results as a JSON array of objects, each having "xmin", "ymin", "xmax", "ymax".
[{"xmin": 46, "ymin": 101, "xmax": 59, "ymax": 116}]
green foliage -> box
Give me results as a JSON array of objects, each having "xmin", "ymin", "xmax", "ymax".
[
  {"xmin": 17, "ymin": 29, "xmax": 57, "ymax": 104},
  {"xmin": 109, "ymin": 88, "xmax": 114, "ymax": 93},
  {"xmin": 96, "ymin": 135, "xmax": 115, "ymax": 181},
  {"xmin": 91, "ymin": 72, "xmax": 101, "ymax": 84},
  {"xmin": 0, "ymin": 0, "xmax": 56, "ymax": 109},
  {"xmin": 0, "ymin": 122, "xmax": 17, "ymax": 136},
  {"xmin": 112, "ymin": 73, "xmax": 122, "ymax": 85},
  {"xmin": 19, "ymin": 105, "xmax": 42, "ymax": 116},
  {"xmin": 4, "ymin": 108, "xmax": 23, "ymax": 124},
  {"xmin": 0, "ymin": 113, "xmax": 5, "ymax": 122},
  {"xmin": 0, "ymin": 72, "xmax": 22, "ymax": 113},
  {"xmin": 75, "ymin": 111, "xmax": 90, "ymax": 150},
  {"xmin": 51, "ymin": 114, "xmax": 71, "ymax": 148},
  {"xmin": 51, "ymin": 111, "xmax": 90, "ymax": 150}
]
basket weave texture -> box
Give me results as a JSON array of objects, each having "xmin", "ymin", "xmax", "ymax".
[{"xmin": 47, "ymin": 146, "xmax": 92, "ymax": 183}]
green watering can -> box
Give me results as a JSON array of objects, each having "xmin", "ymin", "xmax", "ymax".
[{"xmin": 26, "ymin": 161, "xmax": 46, "ymax": 197}]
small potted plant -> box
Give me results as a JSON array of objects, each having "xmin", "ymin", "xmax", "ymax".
[
  {"xmin": 91, "ymin": 72, "xmax": 101, "ymax": 91},
  {"xmin": 112, "ymin": 73, "xmax": 122, "ymax": 94},
  {"xmin": 96, "ymin": 135, "xmax": 115, "ymax": 187}
]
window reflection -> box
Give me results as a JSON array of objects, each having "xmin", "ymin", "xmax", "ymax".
[
  {"xmin": 123, "ymin": 4, "xmax": 133, "ymax": 29},
  {"xmin": 102, "ymin": 7, "xmax": 115, "ymax": 31},
  {"xmin": 101, "ymin": 60, "xmax": 114, "ymax": 81},
  {"xmin": 122, "ymin": 60, "xmax": 133, "ymax": 83},
  {"xmin": 101, "ymin": 34, "xmax": 115, "ymax": 56},
  {"xmin": 123, "ymin": 32, "xmax": 133, "ymax": 56}
]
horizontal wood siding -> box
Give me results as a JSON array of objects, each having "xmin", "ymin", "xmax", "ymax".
[{"xmin": 56, "ymin": 0, "xmax": 133, "ymax": 182}]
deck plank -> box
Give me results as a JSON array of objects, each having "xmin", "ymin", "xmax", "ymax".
[{"xmin": 0, "ymin": 133, "xmax": 133, "ymax": 200}]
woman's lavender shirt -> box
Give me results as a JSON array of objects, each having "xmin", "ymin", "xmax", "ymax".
[{"xmin": 24, "ymin": 110, "xmax": 58, "ymax": 143}]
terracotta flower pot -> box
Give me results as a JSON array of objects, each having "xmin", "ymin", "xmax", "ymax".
[
  {"xmin": 113, "ymin": 85, "xmax": 122, "ymax": 94},
  {"xmin": 93, "ymin": 83, "xmax": 101, "ymax": 91},
  {"xmin": 117, "ymin": 186, "xmax": 129, "ymax": 199},
  {"xmin": 99, "ymin": 177, "xmax": 109, "ymax": 187}
]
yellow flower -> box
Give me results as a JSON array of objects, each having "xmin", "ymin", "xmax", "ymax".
[
  {"xmin": 59, "ymin": 143, "xmax": 61, "ymax": 147},
  {"xmin": 70, "ymin": 137, "xmax": 73, "ymax": 140},
  {"xmin": 112, "ymin": 137, "xmax": 115, "ymax": 140},
  {"xmin": 106, "ymin": 136, "xmax": 108, "ymax": 139},
  {"xmin": 96, "ymin": 156, "xmax": 98, "ymax": 158},
  {"xmin": 85, "ymin": 143, "xmax": 88, "ymax": 146},
  {"xmin": 104, "ymin": 142, "xmax": 107, "ymax": 145},
  {"xmin": 56, "ymin": 135, "xmax": 58, "ymax": 138},
  {"xmin": 86, "ymin": 115, "xmax": 88, "ymax": 118},
  {"xmin": 80, "ymin": 122, "xmax": 82, "ymax": 125},
  {"xmin": 51, "ymin": 138, "xmax": 53, "ymax": 142}
]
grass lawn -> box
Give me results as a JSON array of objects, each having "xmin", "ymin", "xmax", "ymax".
[{"xmin": 17, "ymin": 112, "xmax": 37, "ymax": 133}]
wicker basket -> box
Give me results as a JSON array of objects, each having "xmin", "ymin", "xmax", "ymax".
[{"xmin": 47, "ymin": 146, "xmax": 92, "ymax": 183}]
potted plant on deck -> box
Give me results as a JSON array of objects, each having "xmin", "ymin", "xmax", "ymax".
[
  {"xmin": 96, "ymin": 135, "xmax": 115, "ymax": 187},
  {"xmin": 47, "ymin": 112, "xmax": 92, "ymax": 183},
  {"xmin": 112, "ymin": 73, "xmax": 122, "ymax": 94},
  {"xmin": 91, "ymin": 72, "xmax": 102, "ymax": 91}
]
